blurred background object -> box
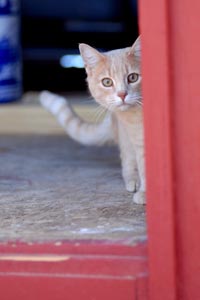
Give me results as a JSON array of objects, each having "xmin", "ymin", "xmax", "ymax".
[
  {"xmin": 21, "ymin": 0, "xmax": 138, "ymax": 92},
  {"xmin": 0, "ymin": 0, "xmax": 22, "ymax": 103}
]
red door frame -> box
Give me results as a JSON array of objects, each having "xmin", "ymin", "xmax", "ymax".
[
  {"xmin": 0, "ymin": 241, "xmax": 148, "ymax": 300},
  {"xmin": 1, "ymin": 0, "xmax": 200, "ymax": 299},
  {"xmin": 139, "ymin": 0, "xmax": 200, "ymax": 299}
]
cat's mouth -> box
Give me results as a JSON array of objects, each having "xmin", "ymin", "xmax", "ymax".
[
  {"xmin": 117, "ymin": 103, "xmax": 132, "ymax": 111},
  {"xmin": 116, "ymin": 99, "xmax": 142, "ymax": 111}
]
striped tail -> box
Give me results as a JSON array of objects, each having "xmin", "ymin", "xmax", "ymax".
[{"xmin": 39, "ymin": 91, "xmax": 114, "ymax": 146}]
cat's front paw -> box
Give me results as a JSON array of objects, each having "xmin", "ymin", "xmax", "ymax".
[
  {"xmin": 125, "ymin": 179, "xmax": 140, "ymax": 193},
  {"xmin": 133, "ymin": 191, "xmax": 146, "ymax": 205}
]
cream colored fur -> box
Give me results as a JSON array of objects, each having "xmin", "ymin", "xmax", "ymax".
[{"xmin": 40, "ymin": 36, "xmax": 146, "ymax": 204}]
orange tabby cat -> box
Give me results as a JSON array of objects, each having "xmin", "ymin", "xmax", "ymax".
[{"xmin": 40, "ymin": 36, "xmax": 145, "ymax": 204}]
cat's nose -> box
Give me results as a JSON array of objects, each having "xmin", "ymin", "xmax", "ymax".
[{"xmin": 117, "ymin": 91, "xmax": 127, "ymax": 102}]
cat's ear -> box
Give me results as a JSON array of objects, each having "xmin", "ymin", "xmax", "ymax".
[
  {"xmin": 79, "ymin": 43, "xmax": 105, "ymax": 72},
  {"xmin": 129, "ymin": 36, "xmax": 141, "ymax": 58}
]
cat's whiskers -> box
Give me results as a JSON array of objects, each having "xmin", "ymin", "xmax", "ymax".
[
  {"xmin": 92, "ymin": 105, "xmax": 107, "ymax": 123},
  {"xmin": 107, "ymin": 99, "xmax": 119, "ymax": 107},
  {"xmin": 91, "ymin": 105, "xmax": 103, "ymax": 122},
  {"xmin": 107, "ymin": 102, "xmax": 116, "ymax": 112}
]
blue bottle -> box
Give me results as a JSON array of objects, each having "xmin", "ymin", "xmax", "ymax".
[{"xmin": 0, "ymin": 0, "xmax": 22, "ymax": 103}]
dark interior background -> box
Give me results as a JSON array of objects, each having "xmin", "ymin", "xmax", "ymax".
[{"xmin": 21, "ymin": 0, "xmax": 138, "ymax": 92}]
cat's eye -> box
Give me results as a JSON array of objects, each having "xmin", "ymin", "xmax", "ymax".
[
  {"xmin": 127, "ymin": 73, "xmax": 139, "ymax": 83},
  {"xmin": 102, "ymin": 78, "xmax": 113, "ymax": 87}
]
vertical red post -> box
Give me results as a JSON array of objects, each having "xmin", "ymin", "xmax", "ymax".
[
  {"xmin": 138, "ymin": 1, "xmax": 177, "ymax": 299},
  {"xmin": 170, "ymin": 1, "xmax": 200, "ymax": 299},
  {"xmin": 139, "ymin": 0, "xmax": 200, "ymax": 299}
]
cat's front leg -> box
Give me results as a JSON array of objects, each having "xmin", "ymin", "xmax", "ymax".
[
  {"xmin": 133, "ymin": 145, "xmax": 146, "ymax": 204},
  {"xmin": 122, "ymin": 154, "xmax": 140, "ymax": 193},
  {"xmin": 133, "ymin": 185, "xmax": 146, "ymax": 204},
  {"xmin": 119, "ymin": 134, "xmax": 140, "ymax": 193}
]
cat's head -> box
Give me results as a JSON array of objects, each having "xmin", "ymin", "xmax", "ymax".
[{"xmin": 79, "ymin": 37, "xmax": 141, "ymax": 112}]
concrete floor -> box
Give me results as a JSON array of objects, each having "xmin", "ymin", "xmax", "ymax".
[{"xmin": 0, "ymin": 93, "xmax": 146, "ymax": 244}]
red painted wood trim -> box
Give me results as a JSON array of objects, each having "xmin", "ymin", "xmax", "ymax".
[
  {"xmin": 0, "ymin": 240, "xmax": 147, "ymax": 256},
  {"xmin": 138, "ymin": 1, "xmax": 177, "ymax": 299},
  {"xmin": 139, "ymin": 0, "xmax": 200, "ymax": 299},
  {"xmin": 168, "ymin": 1, "xmax": 200, "ymax": 299},
  {"xmin": 0, "ymin": 241, "xmax": 148, "ymax": 300}
]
